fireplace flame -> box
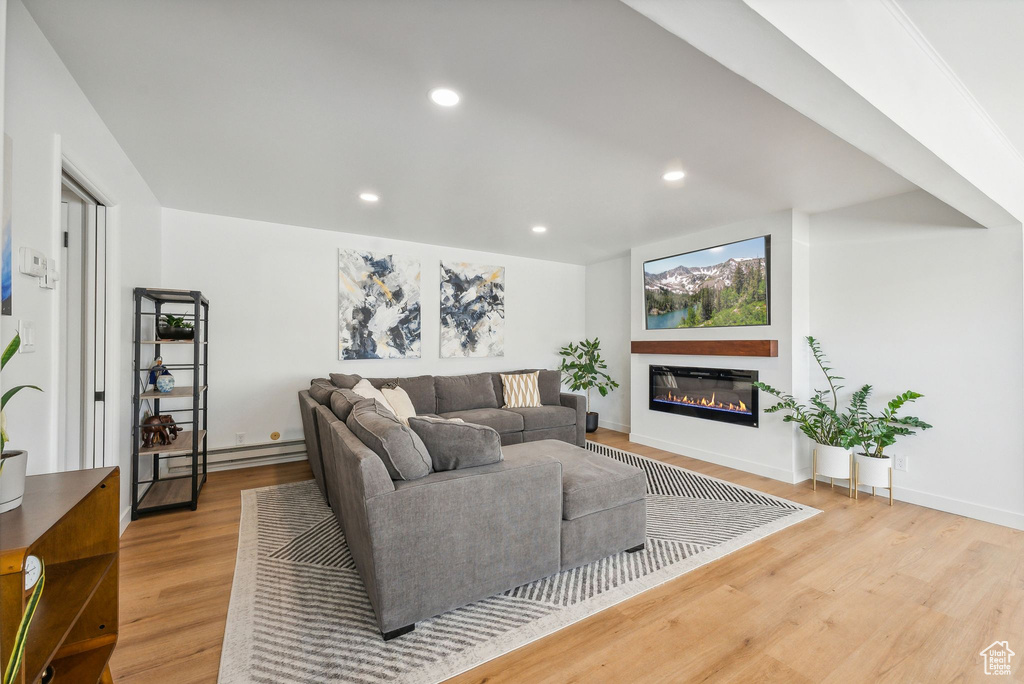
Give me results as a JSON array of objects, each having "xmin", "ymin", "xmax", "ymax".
[{"xmin": 662, "ymin": 391, "xmax": 749, "ymax": 414}]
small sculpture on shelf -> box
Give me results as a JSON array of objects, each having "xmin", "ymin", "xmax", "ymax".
[
  {"xmin": 147, "ymin": 356, "xmax": 173, "ymax": 391},
  {"xmin": 141, "ymin": 415, "xmax": 180, "ymax": 449}
]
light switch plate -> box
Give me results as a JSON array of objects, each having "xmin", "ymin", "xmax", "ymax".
[{"xmin": 17, "ymin": 319, "xmax": 35, "ymax": 353}]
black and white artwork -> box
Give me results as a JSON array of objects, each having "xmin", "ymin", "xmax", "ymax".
[
  {"xmin": 338, "ymin": 249, "xmax": 421, "ymax": 360},
  {"xmin": 439, "ymin": 261, "xmax": 504, "ymax": 358}
]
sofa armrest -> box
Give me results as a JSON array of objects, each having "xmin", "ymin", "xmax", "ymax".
[
  {"xmin": 560, "ymin": 392, "xmax": 586, "ymax": 446},
  {"xmin": 363, "ymin": 452, "xmax": 563, "ymax": 631}
]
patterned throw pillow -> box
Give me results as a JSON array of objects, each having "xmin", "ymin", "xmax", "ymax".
[{"xmin": 500, "ymin": 371, "xmax": 542, "ymax": 408}]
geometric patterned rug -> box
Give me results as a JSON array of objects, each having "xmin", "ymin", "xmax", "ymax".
[{"xmin": 218, "ymin": 442, "xmax": 819, "ymax": 684}]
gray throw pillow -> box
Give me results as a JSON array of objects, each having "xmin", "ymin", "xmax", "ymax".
[
  {"xmin": 329, "ymin": 388, "xmax": 364, "ymax": 422},
  {"xmin": 435, "ymin": 373, "xmax": 499, "ymax": 413},
  {"xmin": 330, "ymin": 372, "xmax": 362, "ymax": 389},
  {"xmin": 408, "ymin": 416, "xmax": 503, "ymax": 472},
  {"xmin": 309, "ymin": 378, "xmax": 337, "ymax": 405},
  {"xmin": 347, "ymin": 400, "xmax": 432, "ymax": 480}
]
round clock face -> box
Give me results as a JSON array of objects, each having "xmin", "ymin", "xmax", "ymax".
[{"xmin": 24, "ymin": 555, "xmax": 42, "ymax": 591}]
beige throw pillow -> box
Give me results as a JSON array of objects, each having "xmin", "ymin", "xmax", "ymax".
[
  {"xmin": 352, "ymin": 379, "xmax": 396, "ymax": 416},
  {"xmin": 381, "ymin": 386, "xmax": 417, "ymax": 426},
  {"xmin": 500, "ymin": 371, "xmax": 542, "ymax": 408}
]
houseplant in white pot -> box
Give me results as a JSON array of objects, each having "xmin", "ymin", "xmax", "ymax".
[
  {"xmin": 557, "ymin": 338, "xmax": 619, "ymax": 433},
  {"xmin": 843, "ymin": 384, "xmax": 932, "ymax": 503},
  {"xmin": 754, "ymin": 337, "xmax": 854, "ymax": 492},
  {"xmin": 1, "ymin": 332, "xmax": 42, "ymax": 514}
]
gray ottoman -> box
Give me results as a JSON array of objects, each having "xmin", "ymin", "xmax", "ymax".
[{"xmin": 526, "ymin": 440, "xmax": 647, "ymax": 570}]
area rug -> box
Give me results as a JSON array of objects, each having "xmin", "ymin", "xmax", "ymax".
[{"xmin": 219, "ymin": 441, "xmax": 819, "ymax": 684}]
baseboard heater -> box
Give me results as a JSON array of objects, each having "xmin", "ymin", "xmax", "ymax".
[{"xmin": 166, "ymin": 439, "xmax": 307, "ymax": 475}]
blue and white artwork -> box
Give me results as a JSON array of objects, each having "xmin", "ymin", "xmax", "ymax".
[
  {"xmin": 338, "ymin": 249, "xmax": 421, "ymax": 360},
  {"xmin": 439, "ymin": 261, "xmax": 504, "ymax": 358},
  {"xmin": 2, "ymin": 135, "xmax": 12, "ymax": 316}
]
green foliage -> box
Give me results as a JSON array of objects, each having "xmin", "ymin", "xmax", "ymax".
[
  {"xmin": 557, "ymin": 338, "xmax": 619, "ymax": 413},
  {"xmin": 1, "ymin": 334, "xmax": 43, "ymax": 455},
  {"xmin": 754, "ymin": 336, "xmax": 849, "ymax": 446},
  {"xmin": 2, "ymin": 558, "xmax": 44, "ymax": 684},
  {"xmin": 675, "ymin": 261, "xmax": 767, "ymax": 328},
  {"xmin": 842, "ymin": 386, "xmax": 932, "ymax": 459},
  {"xmin": 162, "ymin": 314, "xmax": 194, "ymax": 329}
]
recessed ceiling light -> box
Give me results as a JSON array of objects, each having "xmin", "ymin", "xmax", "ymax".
[
  {"xmin": 359, "ymin": 192, "xmax": 379, "ymax": 203},
  {"xmin": 532, "ymin": 225, "xmax": 547, "ymax": 233},
  {"xmin": 429, "ymin": 87, "xmax": 461, "ymax": 107},
  {"xmin": 662, "ymin": 170, "xmax": 686, "ymax": 182}
]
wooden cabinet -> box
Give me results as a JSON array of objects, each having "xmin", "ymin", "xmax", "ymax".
[{"xmin": 1, "ymin": 467, "xmax": 119, "ymax": 684}]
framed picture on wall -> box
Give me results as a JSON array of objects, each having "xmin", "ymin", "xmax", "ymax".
[{"xmin": 643, "ymin": 235, "xmax": 770, "ymax": 330}]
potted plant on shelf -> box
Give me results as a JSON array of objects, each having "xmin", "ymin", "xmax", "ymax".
[
  {"xmin": 1, "ymin": 333, "xmax": 42, "ymax": 514},
  {"xmin": 158, "ymin": 314, "xmax": 194, "ymax": 341},
  {"xmin": 754, "ymin": 337, "xmax": 854, "ymax": 490},
  {"xmin": 557, "ymin": 338, "xmax": 619, "ymax": 433},
  {"xmin": 843, "ymin": 385, "xmax": 932, "ymax": 501}
]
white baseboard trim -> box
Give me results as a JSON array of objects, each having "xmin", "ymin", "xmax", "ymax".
[
  {"xmin": 120, "ymin": 505, "xmax": 132, "ymax": 536},
  {"xmin": 628, "ymin": 432, "xmax": 800, "ymax": 484},
  {"xmin": 166, "ymin": 440, "xmax": 308, "ymax": 475},
  {"xmin": 598, "ymin": 419, "xmax": 630, "ymax": 433},
  {"xmin": 852, "ymin": 481, "xmax": 1024, "ymax": 531}
]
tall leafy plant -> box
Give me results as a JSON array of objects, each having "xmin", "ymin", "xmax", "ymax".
[
  {"xmin": 557, "ymin": 338, "xmax": 619, "ymax": 413},
  {"xmin": 754, "ymin": 337, "xmax": 849, "ymax": 446},
  {"xmin": 843, "ymin": 385, "xmax": 932, "ymax": 458},
  {"xmin": 1, "ymin": 333, "xmax": 41, "ymax": 455}
]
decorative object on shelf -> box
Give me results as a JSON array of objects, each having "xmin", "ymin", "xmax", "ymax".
[
  {"xmin": 158, "ymin": 313, "xmax": 195, "ymax": 340},
  {"xmin": 141, "ymin": 414, "xmax": 180, "ymax": 449},
  {"xmin": 845, "ymin": 385, "xmax": 932, "ymax": 505},
  {"xmin": 338, "ymin": 249, "xmax": 421, "ymax": 360},
  {"xmin": 439, "ymin": 261, "xmax": 504, "ymax": 358},
  {"xmin": 755, "ymin": 337, "xmax": 855, "ymax": 495},
  {"xmin": 147, "ymin": 355, "xmax": 172, "ymax": 390},
  {"xmin": 643, "ymin": 235, "xmax": 769, "ymax": 330},
  {"xmin": 2, "ymin": 134, "xmax": 13, "ymax": 316},
  {"xmin": 156, "ymin": 373, "xmax": 175, "ymax": 393},
  {"xmin": 557, "ymin": 338, "xmax": 619, "ymax": 433},
  {"xmin": 0, "ymin": 332, "xmax": 42, "ymax": 514}
]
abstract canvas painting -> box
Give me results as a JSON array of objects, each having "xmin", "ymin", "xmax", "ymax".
[
  {"xmin": 439, "ymin": 261, "xmax": 504, "ymax": 358},
  {"xmin": 2, "ymin": 135, "xmax": 13, "ymax": 316},
  {"xmin": 338, "ymin": 249, "xmax": 421, "ymax": 360}
]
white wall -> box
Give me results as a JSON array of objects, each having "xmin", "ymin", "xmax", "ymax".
[
  {"xmin": 810, "ymin": 190, "xmax": 1024, "ymax": 529},
  {"xmin": 4, "ymin": 0, "xmax": 162, "ymax": 529},
  {"xmin": 628, "ymin": 211, "xmax": 811, "ymax": 482},
  {"xmin": 585, "ymin": 255, "xmax": 631, "ymax": 432},
  {"xmin": 160, "ymin": 208, "xmax": 586, "ymax": 449}
]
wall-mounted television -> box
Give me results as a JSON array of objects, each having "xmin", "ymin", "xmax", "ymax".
[{"xmin": 644, "ymin": 235, "xmax": 770, "ymax": 330}]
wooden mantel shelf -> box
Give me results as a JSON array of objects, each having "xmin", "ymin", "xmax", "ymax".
[{"xmin": 631, "ymin": 340, "xmax": 778, "ymax": 357}]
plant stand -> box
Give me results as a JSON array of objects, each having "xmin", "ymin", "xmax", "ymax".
[
  {"xmin": 854, "ymin": 454, "xmax": 894, "ymax": 506},
  {"xmin": 812, "ymin": 445, "xmax": 855, "ymax": 498}
]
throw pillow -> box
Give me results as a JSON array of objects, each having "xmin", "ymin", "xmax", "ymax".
[
  {"xmin": 347, "ymin": 400, "xmax": 432, "ymax": 480},
  {"xmin": 408, "ymin": 416, "xmax": 502, "ymax": 472},
  {"xmin": 329, "ymin": 388, "xmax": 364, "ymax": 422},
  {"xmin": 500, "ymin": 371, "xmax": 542, "ymax": 408},
  {"xmin": 330, "ymin": 372, "xmax": 362, "ymax": 389},
  {"xmin": 381, "ymin": 385, "xmax": 417, "ymax": 426},
  {"xmin": 352, "ymin": 378, "xmax": 396, "ymax": 416},
  {"xmin": 309, "ymin": 378, "xmax": 337, "ymax": 405}
]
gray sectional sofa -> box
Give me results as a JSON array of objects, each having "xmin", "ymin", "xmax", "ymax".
[{"xmin": 298, "ymin": 370, "xmax": 646, "ymax": 639}]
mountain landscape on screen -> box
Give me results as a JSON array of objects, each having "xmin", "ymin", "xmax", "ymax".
[{"xmin": 644, "ymin": 237, "xmax": 769, "ymax": 329}]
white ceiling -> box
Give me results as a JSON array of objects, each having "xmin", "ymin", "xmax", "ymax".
[
  {"xmin": 23, "ymin": 0, "xmax": 915, "ymax": 264},
  {"xmin": 898, "ymin": 0, "xmax": 1024, "ymax": 160}
]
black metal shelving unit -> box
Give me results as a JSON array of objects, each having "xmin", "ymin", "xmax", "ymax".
[{"xmin": 131, "ymin": 288, "xmax": 209, "ymax": 520}]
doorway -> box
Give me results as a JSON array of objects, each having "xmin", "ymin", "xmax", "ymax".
[{"xmin": 58, "ymin": 172, "xmax": 107, "ymax": 471}]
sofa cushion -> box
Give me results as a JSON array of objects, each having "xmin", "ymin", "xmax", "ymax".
[
  {"xmin": 435, "ymin": 373, "xmax": 499, "ymax": 413},
  {"xmin": 330, "ymin": 372, "xmax": 362, "ymax": 389},
  {"xmin": 500, "ymin": 371, "xmax": 542, "ymax": 408},
  {"xmin": 438, "ymin": 408, "xmax": 524, "ymax": 434},
  {"xmin": 506, "ymin": 405, "xmax": 577, "ymax": 431},
  {"xmin": 522, "ymin": 439, "xmax": 646, "ymax": 520},
  {"xmin": 408, "ymin": 416, "xmax": 502, "ymax": 472},
  {"xmin": 367, "ymin": 375, "xmax": 436, "ymax": 415},
  {"xmin": 491, "ymin": 369, "xmax": 561, "ymax": 406},
  {"xmin": 381, "ymin": 386, "xmax": 416, "ymax": 426},
  {"xmin": 329, "ymin": 388, "xmax": 364, "ymax": 422},
  {"xmin": 309, "ymin": 378, "xmax": 338, "ymax": 405},
  {"xmin": 346, "ymin": 400, "xmax": 432, "ymax": 481},
  {"xmin": 352, "ymin": 379, "xmax": 397, "ymax": 415}
]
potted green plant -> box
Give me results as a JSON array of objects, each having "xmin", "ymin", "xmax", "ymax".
[
  {"xmin": 843, "ymin": 385, "xmax": 932, "ymax": 498},
  {"xmin": 1, "ymin": 333, "xmax": 42, "ymax": 514},
  {"xmin": 557, "ymin": 338, "xmax": 619, "ymax": 433},
  {"xmin": 158, "ymin": 314, "xmax": 194, "ymax": 341},
  {"xmin": 754, "ymin": 337, "xmax": 854, "ymax": 487}
]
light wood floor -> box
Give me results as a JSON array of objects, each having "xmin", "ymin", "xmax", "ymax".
[{"xmin": 111, "ymin": 429, "xmax": 1024, "ymax": 683}]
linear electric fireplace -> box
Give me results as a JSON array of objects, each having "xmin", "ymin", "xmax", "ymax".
[{"xmin": 649, "ymin": 365, "xmax": 759, "ymax": 427}]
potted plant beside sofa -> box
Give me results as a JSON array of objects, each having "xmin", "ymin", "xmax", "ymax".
[
  {"xmin": 843, "ymin": 385, "xmax": 932, "ymax": 503},
  {"xmin": 557, "ymin": 338, "xmax": 619, "ymax": 433},
  {"xmin": 1, "ymin": 332, "xmax": 42, "ymax": 514},
  {"xmin": 755, "ymin": 337, "xmax": 855, "ymax": 492}
]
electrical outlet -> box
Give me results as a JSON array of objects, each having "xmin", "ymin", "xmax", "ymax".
[
  {"xmin": 894, "ymin": 454, "xmax": 908, "ymax": 472},
  {"xmin": 235, "ymin": 432, "xmax": 245, "ymax": 445}
]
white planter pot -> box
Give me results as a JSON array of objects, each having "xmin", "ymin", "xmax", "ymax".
[
  {"xmin": 814, "ymin": 444, "xmax": 852, "ymax": 479},
  {"xmin": 855, "ymin": 453, "xmax": 892, "ymax": 489},
  {"xmin": 0, "ymin": 450, "xmax": 28, "ymax": 514}
]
